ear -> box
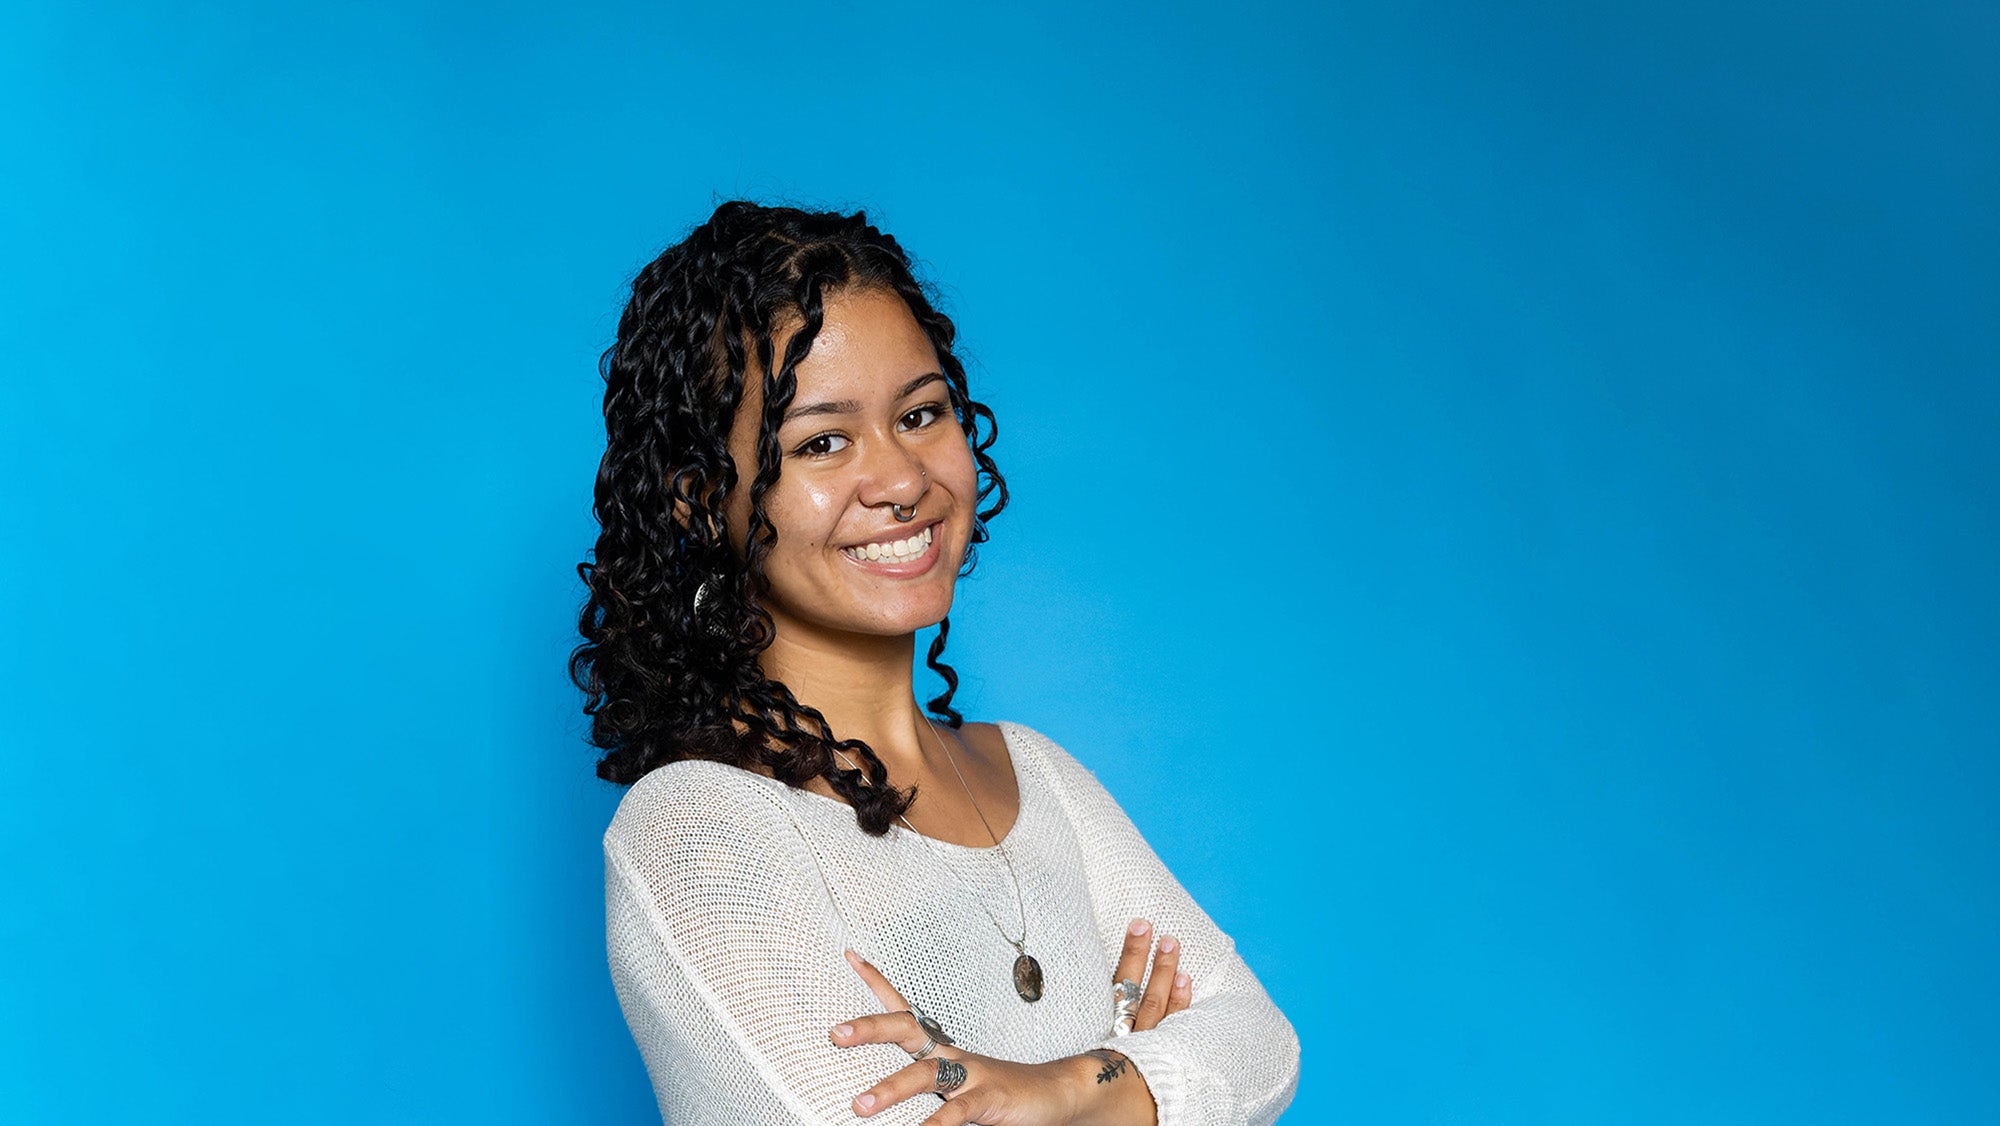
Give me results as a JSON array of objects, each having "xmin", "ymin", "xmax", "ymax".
[
  {"xmin": 667, "ymin": 467, "xmax": 709, "ymax": 533},
  {"xmin": 669, "ymin": 494, "xmax": 727, "ymax": 544}
]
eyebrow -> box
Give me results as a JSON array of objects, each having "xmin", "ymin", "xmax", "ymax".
[{"xmin": 780, "ymin": 372, "xmax": 946, "ymax": 424}]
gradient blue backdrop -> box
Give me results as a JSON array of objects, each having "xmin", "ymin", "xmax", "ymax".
[{"xmin": 4, "ymin": 1, "xmax": 1995, "ymax": 1122}]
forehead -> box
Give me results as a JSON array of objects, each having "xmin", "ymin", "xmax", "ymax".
[
  {"xmin": 728, "ymin": 286, "xmax": 942, "ymax": 450},
  {"xmin": 788, "ymin": 287, "xmax": 937, "ymax": 391}
]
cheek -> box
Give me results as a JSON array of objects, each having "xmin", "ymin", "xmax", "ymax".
[
  {"xmin": 935, "ymin": 441, "xmax": 980, "ymax": 499},
  {"xmin": 766, "ymin": 478, "xmax": 848, "ymax": 550}
]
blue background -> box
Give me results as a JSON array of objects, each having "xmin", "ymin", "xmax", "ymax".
[{"xmin": 4, "ymin": 1, "xmax": 1995, "ymax": 1121}]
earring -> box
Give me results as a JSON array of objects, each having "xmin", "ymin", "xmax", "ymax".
[{"xmin": 691, "ymin": 580, "xmax": 730, "ymax": 639}]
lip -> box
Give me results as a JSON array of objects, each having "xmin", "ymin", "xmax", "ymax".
[{"xmin": 839, "ymin": 519, "xmax": 944, "ymax": 579}]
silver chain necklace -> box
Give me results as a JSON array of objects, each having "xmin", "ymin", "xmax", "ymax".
[{"xmin": 830, "ymin": 715, "xmax": 1045, "ymax": 1003}]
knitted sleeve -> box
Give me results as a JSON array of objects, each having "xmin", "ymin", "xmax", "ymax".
[
  {"xmin": 1024, "ymin": 726, "xmax": 1302, "ymax": 1126},
  {"xmin": 602, "ymin": 761, "xmax": 936, "ymax": 1126}
]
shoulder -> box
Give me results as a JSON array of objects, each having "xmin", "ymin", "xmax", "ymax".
[
  {"xmin": 604, "ymin": 758, "xmax": 808, "ymax": 871},
  {"xmin": 977, "ymin": 719, "xmax": 1111, "ymax": 797},
  {"xmin": 970, "ymin": 718, "xmax": 1059, "ymax": 756},
  {"xmin": 603, "ymin": 760, "xmax": 851, "ymax": 957}
]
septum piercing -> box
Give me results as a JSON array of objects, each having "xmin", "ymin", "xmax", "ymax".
[{"xmin": 888, "ymin": 468, "xmax": 927, "ymax": 522}]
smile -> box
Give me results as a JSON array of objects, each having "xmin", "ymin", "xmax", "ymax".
[{"xmin": 841, "ymin": 524, "xmax": 935, "ymax": 563}]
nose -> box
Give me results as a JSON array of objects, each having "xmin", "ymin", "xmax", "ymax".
[{"xmin": 856, "ymin": 434, "xmax": 929, "ymax": 516}]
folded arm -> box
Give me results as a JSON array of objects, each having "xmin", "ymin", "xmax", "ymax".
[
  {"xmin": 604, "ymin": 762, "xmax": 939, "ymax": 1126},
  {"xmin": 1030, "ymin": 729, "xmax": 1302, "ymax": 1126}
]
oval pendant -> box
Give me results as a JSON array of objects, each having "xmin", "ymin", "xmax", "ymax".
[{"xmin": 1012, "ymin": 953, "xmax": 1044, "ymax": 1002}]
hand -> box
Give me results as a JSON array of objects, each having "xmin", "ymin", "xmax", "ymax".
[
  {"xmin": 832, "ymin": 949, "xmax": 1094, "ymax": 1126},
  {"xmin": 1114, "ymin": 917, "xmax": 1192, "ymax": 1033}
]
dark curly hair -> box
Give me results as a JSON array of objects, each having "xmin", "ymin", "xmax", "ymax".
[{"xmin": 569, "ymin": 201, "xmax": 1008, "ymax": 835}]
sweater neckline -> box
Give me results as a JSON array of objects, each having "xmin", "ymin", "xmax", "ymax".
[{"xmin": 770, "ymin": 720, "xmax": 1033, "ymax": 854}]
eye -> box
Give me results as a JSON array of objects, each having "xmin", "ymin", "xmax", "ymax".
[
  {"xmin": 899, "ymin": 402, "xmax": 948, "ymax": 430},
  {"xmin": 793, "ymin": 432, "xmax": 850, "ymax": 458}
]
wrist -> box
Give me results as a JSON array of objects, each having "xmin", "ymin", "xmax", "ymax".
[
  {"xmin": 1056, "ymin": 1047, "xmax": 1156, "ymax": 1126},
  {"xmin": 1055, "ymin": 1052, "xmax": 1098, "ymax": 1126}
]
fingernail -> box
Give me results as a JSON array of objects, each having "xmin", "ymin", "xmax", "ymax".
[
  {"xmin": 835, "ymin": 1024, "xmax": 853, "ymax": 1038},
  {"xmin": 1176, "ymin": 973, "xmax": 1190, "ymax": 988},
  {"xmin": 857, "ymin": 1094, "xmax": 877, "ymax": 1111},
  {"xmin": 1129, "ymin": 919, "xmax": 1150, "ymax": 936},
  {"xmin": 845, "ymin": 949, "xmax": 860, "ymax": 965},
  {"xmin": 1161, "ymin": 936, "xmax": 1178, "ymax": 954}
]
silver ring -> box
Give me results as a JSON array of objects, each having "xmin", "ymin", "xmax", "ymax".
[
  {"xmin": 1111, "ymin": 978, "xmax": 1142, "ymax": 1036},
  {"xmin": 908, "ymin": 1003, "xmax": 953, "ymax": 1045},
  {"xmin": 891, "ymin": 503, "xmax": 916, "ymax": 522},
  {"xmin": 932, "ymin": 1057, "xmax": 967, "ymax": 1094},
  {"xmin": 911, "ymin": 1032, "xmax": 938, "ymax": 1060}
]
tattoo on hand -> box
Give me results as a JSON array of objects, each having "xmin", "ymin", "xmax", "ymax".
[{"xmin": 1084, "ymin": 1049, "xmax": 1130, "ymax": 1084}]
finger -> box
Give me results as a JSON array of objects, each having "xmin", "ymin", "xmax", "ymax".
[
  {"xmin": 1112, "ymin": 918, "xmax": 1153, "ymax": 992},
  {"xmin": 852, "ymin": 1053, "xmax": 970, "ymax": 1118},
  {"xmin": 1166, "ymin": 970, "xmax": 1193, "ymax": 1016},
  {"xmin": 1134, "ymin": 934, "xmax": 1181, "ymax": 1030},
  {"xmin": 830, "ymin": 1010, "xmax": 930, "ymax": 1055},
  {"xmin": 918, "ymin": 1095, "xmax": 981, "ymax": 1126},
  {"xmin": 844, "ymin": 949, "xmax": 910, "ymax": 1011}
]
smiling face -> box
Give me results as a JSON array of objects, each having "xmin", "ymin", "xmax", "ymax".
[{"xmin": 723, "ymin": 286, "xmax": 980, "ymax": 646}]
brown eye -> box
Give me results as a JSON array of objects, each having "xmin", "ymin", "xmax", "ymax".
[
  {"xmin": 899, "ymin": 404, "xmax": 945, "ymax": 430},
  {"xmin": 794, "ymin": 433, "xmax": 850, "ymax": 458}
]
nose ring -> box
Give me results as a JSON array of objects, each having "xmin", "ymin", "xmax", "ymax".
[{"xmin": 889, "ymin": 468, "xmax": 926, "ymax": 522}]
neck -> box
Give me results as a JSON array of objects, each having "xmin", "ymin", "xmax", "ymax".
[{"xmin": 758, "ymin": 617, "xmax": 941, "ymax": 776}]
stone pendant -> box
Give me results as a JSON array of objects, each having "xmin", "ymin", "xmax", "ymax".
[{"xmin": 1013, "ymin": 953, "xmax": 1044, "ymax": 1002}]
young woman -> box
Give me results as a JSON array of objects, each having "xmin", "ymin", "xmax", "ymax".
[{"xmin": 573, "ymin": 202, "xmax": 1300, "ymax": 1126}]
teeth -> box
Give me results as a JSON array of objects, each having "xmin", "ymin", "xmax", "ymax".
[{"xmin": 844, "ymin": 525, "xmax": 933, "ymax": 563}]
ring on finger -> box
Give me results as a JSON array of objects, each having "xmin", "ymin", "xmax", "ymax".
[
  {"xmin": 932, "ymin": 1057, "xmax": 968, "ymax": 1094},
  {"xmin": 1111, "ymin": 978, "xmax": 1142, "ymax": 1036},
  {"xmin": 911, "ymin": 1031, "xmax": 939, "ymax": 1060},
  {"xmin": 908, "ymin": 1002, "xmax": 954, "ymax": 1046}
]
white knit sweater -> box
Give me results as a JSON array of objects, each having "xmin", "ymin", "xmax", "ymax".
[{"xmin": 604, "ymin": 720, "xmax": 1301, "ymax": 1126}]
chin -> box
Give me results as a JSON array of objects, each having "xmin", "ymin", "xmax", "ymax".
[
  {"xmin": 862, "ymin": 595, "xmax": 955, "ymax": 637},
  {"xmin": 767, "ymin": 586, "xmax": 956, "ymax": 641}
]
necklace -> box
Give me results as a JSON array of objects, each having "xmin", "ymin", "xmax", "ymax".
[{"xmin": 829, "ymin": 716, "xmax": 1045, "ymax": 1003}]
